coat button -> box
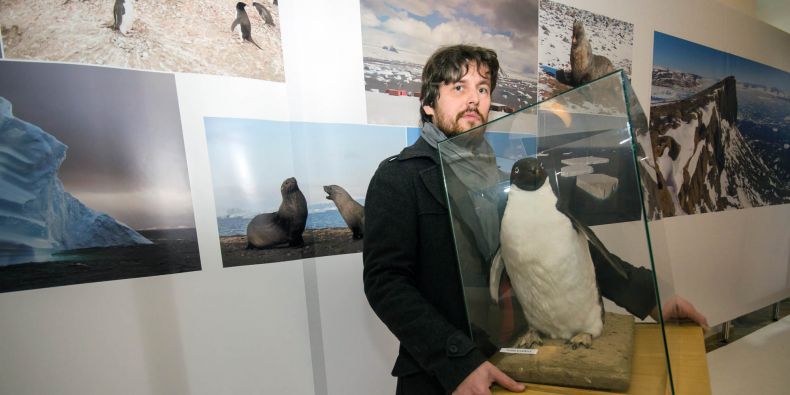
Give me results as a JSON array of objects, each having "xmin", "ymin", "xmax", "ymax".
[{"xmin": 449, "ymin": 345, "xmax": 459, "ymax": 353}]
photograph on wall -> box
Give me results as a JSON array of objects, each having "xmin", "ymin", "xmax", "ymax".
[
  {"xmin": 205, "ymin": 119, "xmax": 405, "ymax": 267},
  {"xmin": 0, "ymin": 60, "xmax": 201, "ymax": 293},
  {"xmin": 537, "ymin": 0, "xmax": 633, "ymax": 101},
  {"xmin": 638, "ymin": 32, "xmax": 790, "ymax": 219},
  {"xmin": 0, "ymin": 0, "xmax": 283, "ymax": 82},
  {"xmin": 359, "ymin": 0, "xmax": 539, "ymax": 127}
]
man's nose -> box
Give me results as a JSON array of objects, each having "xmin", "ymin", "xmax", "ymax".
[{"xmin": 467, "ymin": 89, "xmax": 480, "ymax": 105}]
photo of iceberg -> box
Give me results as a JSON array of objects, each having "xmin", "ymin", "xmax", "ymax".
[{"xmin": 0, "ymin": 61, "xmax": 201, "ymax": 293}]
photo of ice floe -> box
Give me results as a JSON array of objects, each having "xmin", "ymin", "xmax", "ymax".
[
  {"xmin": 0, "ymin": 0, "xmax": 283, "ymax": 81},
  {"xmin": 359, "ymin": 0, "xmax": 539, "ymax": 127},
  {"xmin": 0, "ymin": 61, "xmax": 201, "ymax": 293},
  {"xmin": 639, "ymin": 32, "xmax": 790, "ymax": 219},
  {"xmin": 537, "ymin": 0, "xmax": 633, "ymax": 101},
  {"xmin": 204, "ymin": 119, "xmax": 406, "ymax": 266}
]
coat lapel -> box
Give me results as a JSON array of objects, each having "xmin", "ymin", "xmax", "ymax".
[{"xmin": 419, "ymin": 166, "xmax": 447, "ymax": 209}]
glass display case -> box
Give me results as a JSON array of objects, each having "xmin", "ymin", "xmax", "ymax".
[{"xmin": 438, "ymin": 71, "xmax": 678, "ymax": 393}]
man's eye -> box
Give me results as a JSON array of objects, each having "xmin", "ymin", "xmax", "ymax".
[
  {"xmin": 479, "ymin": 87, "xmax": 489, "ymax": 94},
  {"xmin": 454, "ymin": 85, "xmax": 463, "ymax": 91}
]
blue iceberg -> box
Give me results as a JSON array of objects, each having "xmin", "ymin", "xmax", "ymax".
[{"xmin": 0, "ymin": 96, "xmax": 151, "ymax": 265}]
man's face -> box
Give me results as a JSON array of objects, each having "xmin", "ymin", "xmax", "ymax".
[{"xmin": 424, "ymin": 62, "xmax": 492, "ymax": 137}]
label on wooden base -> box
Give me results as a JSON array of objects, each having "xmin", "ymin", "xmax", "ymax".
[{"xmin": 490, "ymin": 312, "xmax": 635, "ymax": 392}]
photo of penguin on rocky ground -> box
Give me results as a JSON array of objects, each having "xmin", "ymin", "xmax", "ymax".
[
  {"xmin": 0, "ymin": 0, "xmax": 283, "ymax": 82},
  {"xmin": 203, "ymin": 118, "xmax": 403, "ymax": 267},
  {"xmin": 537, "ymin": 0, "xmax": 633, "ymax": 101}
]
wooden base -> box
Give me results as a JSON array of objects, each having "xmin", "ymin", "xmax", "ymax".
[
  {"xmin": 492, "ymin": 323, "xmax": 711, "ymax": 395},
  {"xmin": 492, "ymin": 313, "xmax": 635, "ymax": 391}
]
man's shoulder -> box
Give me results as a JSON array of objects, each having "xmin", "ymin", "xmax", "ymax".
[{"xmin": 376, "ymin": 138, "xmax": 437, "ymax": 170}]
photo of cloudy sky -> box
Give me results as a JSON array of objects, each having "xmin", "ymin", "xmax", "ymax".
[
  {"xmin": 0, "ymin": 61, "xmax": 194, "ymax": 231},
  {"xmin": 360, "ymin": 0, "xmax": 539, "ymax": 126}
]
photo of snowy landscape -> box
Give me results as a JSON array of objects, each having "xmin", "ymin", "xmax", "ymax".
[
  {"xmin": 0, "ymin": 61, "xmax": 201, "ymax": 293},
  {"xmin": 537, "ymin": 0, "xmax": 633, "ymax": 101},
  {"xmin": 0, "ymin": 0, "xmax": 284, "ymax": 82},
  {"xmin": 204, "ymin": 119, "xmax": 405, "ymax": 266},
  {"xmin": 359, "ymin": 0, "xmax": 539, "ymax": 127},
  {"xmin": 638, "ymin": 32, "xmax": 790, "ymax": 218}
]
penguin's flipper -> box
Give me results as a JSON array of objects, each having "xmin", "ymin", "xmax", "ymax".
[
  {"xmin": 231, "ymin": 18, "xmax": 241, "ymax": 32},
  {"xmin": 560, "ymin": 205, "xmax": 629, "ymax": 280},
  {"xmin": 489, "ymin": 247, "xmax": 505, "ymax": 303}
]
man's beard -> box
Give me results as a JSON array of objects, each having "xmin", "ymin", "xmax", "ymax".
[{"xmin": 436, "ymin": 106, "xmax": 487, "ymax": 137}]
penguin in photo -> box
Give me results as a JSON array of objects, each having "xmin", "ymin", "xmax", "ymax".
[
  {"xmin": 252, "ymin": 2, "xmax": 275, "ymax": 26},
  {"xmin": 113, "ymin": 0, "xmax": 135, "ymax": 35},
  {"xmin": 490, "ymin": 157, "xmax": 628, "ymax": 349},
  {"xmin": 231, "ymin": 2, "xmax": 262, "ymax": 50}
]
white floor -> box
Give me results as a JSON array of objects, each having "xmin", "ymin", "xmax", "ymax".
[{"xmin": 707, "ymin": 315, "xmax": 790, "ymax": 395}]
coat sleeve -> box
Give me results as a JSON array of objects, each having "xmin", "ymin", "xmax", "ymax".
[
  {"xmin": 590, "ymin": 243, "xmax": 657, "ymax": 319},
  {"xmin": 362, "ymin": 161, "xmax": 487, "ymax": 392}
]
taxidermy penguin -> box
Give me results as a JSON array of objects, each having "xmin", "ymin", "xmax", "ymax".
[{"xmin": 490, "ymin": 157, "xmax": 628, "ymax": 349}]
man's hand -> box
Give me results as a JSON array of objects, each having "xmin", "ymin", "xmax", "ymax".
[
  {"xmin": 452, "ymin": 361, "xmax": 525, "ymax": 395},
  {"xmin": 651, "ymin": 295, "xmax": 710, "ymax": 331}
]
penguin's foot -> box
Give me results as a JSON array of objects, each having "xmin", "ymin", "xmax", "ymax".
[
  {"xmin": 513, "ymin": 328, "xmax": 543, "ymax": 348},
  {"xmin": 567, "ymin": 332, "xmax": 593, "ymax": 349}
]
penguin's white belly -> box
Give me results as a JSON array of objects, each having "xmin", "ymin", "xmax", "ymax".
[
  {"xmin": 119, "ymin": 0, "xmax": 135, "ymax": 34},
  {"xmin": 501, "ymin": 184, "xmax": 602, "ymax": 340}
]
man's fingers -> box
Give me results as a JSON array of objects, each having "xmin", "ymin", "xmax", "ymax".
[
  {"xmin": 489, "ymin": 365, "xmax": 525, "ymax": 392},
  {"xmin": 686, "ymin": 305, "xmax": 710, "ymax": 330}
]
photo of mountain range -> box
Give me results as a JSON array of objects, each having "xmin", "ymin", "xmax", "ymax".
[{"xmin": 638, "ymin": 32, "xmax": 790, "ymax": 219}]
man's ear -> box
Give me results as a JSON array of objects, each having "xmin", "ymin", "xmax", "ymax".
[{"xmin": 423, "ymin": 104, "xmax": 435, "ymax": 117}]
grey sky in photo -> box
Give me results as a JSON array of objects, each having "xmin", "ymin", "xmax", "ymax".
[{"xmin": 0, "ymin": 60, "xmax": 194, "ymax": 230}]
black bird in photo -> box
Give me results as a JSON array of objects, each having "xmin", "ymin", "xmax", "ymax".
[
  {"xmin": 252, "ymin": 2, "xmax": 275, "ymax": 26},
  {"xmin": 231, "ymin": 2, "xmax": 262, "ymax": 50}
]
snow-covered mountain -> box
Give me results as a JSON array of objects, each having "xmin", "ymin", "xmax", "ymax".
[
  {"xmin": 637, "ymin": 77, "xmax": 790, "ymax": 219},
  {"xmin": 0, "ymin": 96, "xmax": 151, "ymax": 265},
  {"xmin": 650, "ymin": 67, "xmax": 718, "ymax": 104}
]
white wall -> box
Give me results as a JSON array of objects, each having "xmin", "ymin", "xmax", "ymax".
[{"xmin": 0, "ymin": 0, "xmax": 787, "ymax": 394}]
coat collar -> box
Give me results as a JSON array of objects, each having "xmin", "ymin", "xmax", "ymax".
[
  {"xmin": 398, "ymin": 137, "xmax": 439, "ymax": 164},
  {"xmin": 398, "ymin": 137, "xmax": 446, "ymax": 208}
]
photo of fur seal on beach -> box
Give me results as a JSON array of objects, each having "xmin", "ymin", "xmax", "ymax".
[
  {"xmin": 247, "ymin": 177, "xmax": 308, "ymax": 249},
  {"xmin": 204, "ymin": 118, "xmax": 404, "ymax": 267},
  {"xmin": 537, "ymin": 0, "xmax": 633, "ymax": 101}
]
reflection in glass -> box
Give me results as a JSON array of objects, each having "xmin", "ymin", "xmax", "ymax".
[{"xmin": 438, "ymin": 71, "xmax": 675, "ymax": 393}]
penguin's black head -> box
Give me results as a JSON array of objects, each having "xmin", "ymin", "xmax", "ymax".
[
  {"xmin": 510, "ymin": 157, "xmax": 547, "ymax": 191},
  {"xmin": 236, "ymin": 2, "xmax": 247, "ymax": 10}
]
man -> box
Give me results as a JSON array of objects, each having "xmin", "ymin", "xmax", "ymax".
[{"xmin": 363, "ymin": 44, "xmax": 706, "ymax": 395}]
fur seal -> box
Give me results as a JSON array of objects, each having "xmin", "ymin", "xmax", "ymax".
[
  {"xmin": 323, "ymin": 185, "xmax": 364, "ymax": 239},
  {"xmin": 570, "ymin": 20, "xmax": 615, "ymax": 86},
  {"xmin": 247, "ymin": 177, "xmax": 308, "ymax": 249},
  {"xmin": 231, "ymin": 2, "xmax": 262, "ymax": 50}
]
